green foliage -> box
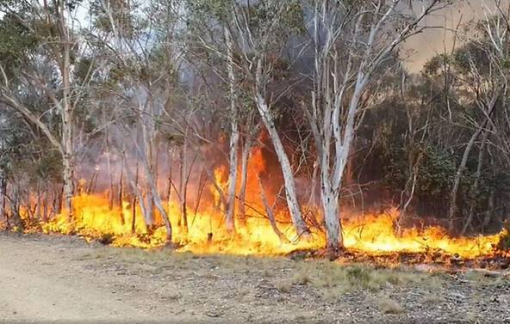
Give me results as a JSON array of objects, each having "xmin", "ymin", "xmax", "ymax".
[
  {"xmin": 90, "ymin": 0, "xmax": 142, "ymax": 37},
  {"xmin": 382, "ymin": 143, "xmax": 455, "ymax": 199},
  {"xmin": 417, "ymin": 147, "xmax": 455, "ymax": 196},
  {"xmin": 186, "ymin": 0, "xmax": 305, "ymax": 43},
  {"xmin": 74, "ymin": 58, "xmax": 96, "ymax": 83},
  {"xmin": 0, "ymin": 13, "xmax": 39, "ymax": 73},
  {"xmin": 422, "ymin": 54, "xmax": 450, "ymax": 76},
  {"xmin": 187, "ymin": 0, "xmax": 233, "ymax": 23}
]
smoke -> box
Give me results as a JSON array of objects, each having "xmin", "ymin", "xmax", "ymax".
[{"xmin": 403, "ymin": 0, "xmax": 505, "ymax": 73}]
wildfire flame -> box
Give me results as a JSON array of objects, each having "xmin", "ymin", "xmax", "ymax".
[
  {"xmin": 15, "ymin": 143, "xmax": 509, "ymax": 261},
  {"xmin": 35, "ymin": 194, "xmax": 507, "ymax": 259}
]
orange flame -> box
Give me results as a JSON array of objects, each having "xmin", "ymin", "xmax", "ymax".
[
  {"xmin": 35, "ymin": 194, "xmax": 507, "ymax": 259},
  {"xmin": 15, "ymin": 142, "xmax": 508, "ymax": 260}
]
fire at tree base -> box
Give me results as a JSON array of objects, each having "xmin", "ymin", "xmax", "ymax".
[{"xmin": 4, "ymin": 193, "xmax": 507, "ymax": 268}]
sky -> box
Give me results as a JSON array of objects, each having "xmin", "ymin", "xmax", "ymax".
[
  {"xmin": 403, "ymin": 0, "xmax": 505, "ymax": 73},
  {"xmin": 67, "ymin": 0, "xmax": 503, "ymax": 74}
]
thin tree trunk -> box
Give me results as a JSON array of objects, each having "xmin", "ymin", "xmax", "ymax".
[
  {"xmin": 35, "ymin": 186, "xmax": 42, "ymax": 220},
  {"xmin": 259, "ymin": 179, "xmax": 289, "ymax": 244},
  {"xmin": 87, "ymin": 170, "xmax": 98, "ymax": 195},
  {"xmin": 461, "ymin": 129, "xmax": 489, "ymax": 235},
  {"xmin": 118, "ymin": 160, "xmax": 125, "ymax": 225},
  {"xmin": 140, "ymin": 149, "xmax": 173, "ymax": 243},
  {"xmin": 225, "ymin": 123, "xmax": 240, "ymax": 233},
  {"xmin": 140, "ymin": 113, "xmax": 155, "ymax": 229},
  {"xmin": 120, "ymin": 148, "xmax": 147, "ymax": 233},
  {"xmin": 397, "ymin": 151, "xmax": 423, "ymax": 235},
  {"xmin": 449, "ymin": 91, "xmax": 499, "ymax": 232},
  {"xmin": 224, "ymin": 26, "xmax": 239, "ymax": 234},
  {"xmin": 237, "ymin": 135, "xmax": 252, "ymax": 227},
  {"xmin": 62, "ymin": 151, "xmax": 74, "ymax": 218},
  {"xmin": 144, "ymin": 187, "xmax": 154, "ymax": 229},
  {"xmin": 254, "ymin": 91, "xmax": 309, "ymax": 236},
  {"xmin": 448, "ymin": 129, "xmax": 482, "ymax": 232},
  {"xmin": 167, "ymin": 149, "xmax": 173, "ymax": 215},
  {"xmin": 131, "ymin": 162, "xmax": 139, "ymax": 234},
  {"xmin": 192, "ymin": 168, "xmax": 206, "ymax": 226},
  {"xmin": 61, "ymin": 5, "xmax": 74, "ymax": 221},
  {"xmin": 0, "ymin": 169, "xmax": 7, "ymax": 224},
  {"xmin": 179, "ymin": 137, "xmax": 189, "ymax": 234},
  {"xmin": 106, "ymin": 134, "xmax": 114, "ymax": 210},
  {"xmin": 397, "ymin": 168, "xmax": 419, "ymax": 235},
  {"xmin": 42, "ymin": 189, "xmax": 48, "ymax": 222}
]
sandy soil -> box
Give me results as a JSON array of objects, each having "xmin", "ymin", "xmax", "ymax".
[{"xmin": 1, "ymin": 232, "xmax": 510, "ymax": 324}]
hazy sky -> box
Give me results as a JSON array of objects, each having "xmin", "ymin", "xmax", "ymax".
[
  {"xmin": 403, "ymin": 0, "xmax": 504, "ymax": 73},
  {"xmin": 66, "ymin": 0, "xmax": 500, "ymax": 74}
]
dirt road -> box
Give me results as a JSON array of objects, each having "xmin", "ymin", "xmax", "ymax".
[
  {"xmin": 1, "ymin": 233, "xmax": 510, "ymax": 324},
  {"xmin": 0, "ymin": 234, "xmax": 174, "ymax": 324}
]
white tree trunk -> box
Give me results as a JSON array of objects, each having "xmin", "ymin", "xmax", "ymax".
[
  {"xmin": 224, "ymin": 26, "xmax": 239, "ymax": 233},
  {"xmin": 62, "ymin": 109, "xmax": 74, "ymax": 218},
  {"xmin": 321, "ymin": 188, "xmax": 342, "ymax": 254},
  {"xmin": 147, "ymin": 170, "xmax": 172, "ymax": 243},
  {"xmin": 448, "ymin": 91, "xmax": 498, "ymax": 232},
  {"xmin": 61, "ymin": 16, "xmax": 74, "ymax": 220},
  {"xmin": 140, "ymin": 108, "xmax": 156, "ymax": 228},
  {"xmin": 255, "ymin": 92, "xmax": 309, "ymax": 236},
  {"xmin": 179, "ymin": 138, "xmax": 189, "ymax": 233},
  {"xmin": 448, "ymin": 128, "xmax": 482, "ymax": 232},
  {"xmin": 225, "ymin": 126, "xmax": 239, "ymax": 232},
  {"xmin": 44, "ymin": 1, "xmax": 76, "ymax": 222},
  {"xmin": 237, "ymin": 135, "xmax": 252, "ymax": 226},
  {"xmin": 319, "ymin": 75, "xmax": 366, "ymax": 253},
  {"xmin": 0, "ymin": 168, "xmax": 6, "ymax": 223}
]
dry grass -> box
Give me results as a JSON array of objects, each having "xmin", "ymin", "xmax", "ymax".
[
  {"xmin": 275, "ymin": 281, "xmax": 293, "ymax": 294},
  {"xmin": 292, "ymin": 270, "xmax": 312, "ymax": 286},
  {"xmin": 77, "ymin": 245, "xmax": 437, "ymax": 301},
  {"xmin": 376, "ymin": 296, "xmax": 405, "ymax": 314},
  {"xmin": 302, "ymin": 262, "xmax": 426, "ymax": 297}
]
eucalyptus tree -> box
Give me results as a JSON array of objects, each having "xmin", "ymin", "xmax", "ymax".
[
  {"xmin": 87, "ymin": 0, "xmax": 180, "ymax": 240},
  {"xmin": 221, "ymin": 0, "xmax": 311, "ymax": 237},
  {"xmin": 0, "ymin": 0, "xmax": 100, "ymax": 218},
  {"xmin": 446, "ymin": 1, "xmax": 510, "ymax": 233},
  {"xmin": 303, "ymin": 0, "xmax": 453, "ymax": 253},
  {"xmin": 184, "ymin": 0, "xmax": 265, "ymax": 233}
]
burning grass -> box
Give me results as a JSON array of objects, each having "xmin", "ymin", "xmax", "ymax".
[{"xmin": 13, "ymin": 193, "xmax": 510, "ymax": 268}]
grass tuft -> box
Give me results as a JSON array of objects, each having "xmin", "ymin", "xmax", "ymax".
[
  {"xmin": 346, "ymin": 266, "xmax": 371, "ymax": 287},
  {"xmin": 276, "ymin": 281, "xmax": 292, "ymax": 294},
  {"xmin": 377, "ymin": 297, "xmax": 405, "ymax": 314}
]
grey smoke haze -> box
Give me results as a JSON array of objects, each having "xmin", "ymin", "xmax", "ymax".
[{"xmin": 403, "ymin": 0, "xmax": 506, "ymax": 73}]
